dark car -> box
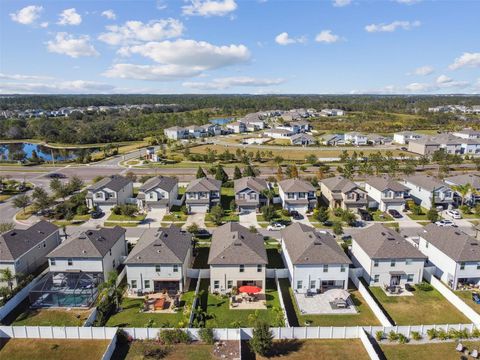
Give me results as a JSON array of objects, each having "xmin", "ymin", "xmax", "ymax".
[
  {"xmin": 91, "ymin": 210, "xmax": 104, "ymax": 219},
  {"xmin": 322, "ymin": 220, "xmax": 333, "ymax": 227},
  {"xmin": 48, "ymin": 173, "xmax": 67, "ymax": 179},
  {"xmin": 289, "ymin": 210, "xmax": 303, "ymax": 220},
  {"xmin": 358, "ymin": 209, "xmax": 373, "ymax": 221},
  {"xmin": 195, "ymin": 229, "xmax": 211, "ymax": 238},
  {"xmin": 388, "ymin": 209, "xmax": 402, "ymax": 219},
  {"xmin": 400, "ymin": 147, "xmax": 408, "ymax": 151}
]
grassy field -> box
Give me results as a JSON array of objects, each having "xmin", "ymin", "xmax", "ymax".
[
  {"xmin": 0, "ymin": 339, "xmax": 109, "ymax": 360},
  {"xmin": 381, "ymin": 341, "xmax": 480, "ymax": 360},
  {"xmin": 11, "ymin": 308, "xmax": 91, "ymax": 326},
  {"xmin": 15, "ymin": 205, "xmax": 36, "ymax": 220},
  {"xmin": 370, "ymin": 285, "xmax": 469, "ymax": 325},
  {"xmin": 118, "ymin": 341, "xmax": 214, "ymax": 360}
]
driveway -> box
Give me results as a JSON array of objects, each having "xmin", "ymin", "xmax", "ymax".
[
  {"xmin": 183, "ymin": 212, "xmax": 206, "ymax": 229},
  {"xmin": 290, "ymin": 211, "xmax": 312, "ymax": 226},
  {"xmin": 141, "ymin": 208, "xmax": 166, "ymax": 228},
  {"xmin": 239, "ymin": 211, "xmax": 259, "ymax": 228},
  {"xmin": 82, "ymin": 209, "xmax": 111, "ymax": 228}
]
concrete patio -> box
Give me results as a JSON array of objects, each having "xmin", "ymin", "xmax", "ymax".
[
  {"xmin": 294, "ymin": 291, "xmax": 358, "ymax": 315},
  {"xmin": 230, "ymin": 293, "xmax": 267, "ymax": 310}
]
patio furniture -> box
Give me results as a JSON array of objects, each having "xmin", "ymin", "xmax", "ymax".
[
  {"xmin": 154, "ymin": 298, "xmax": 166, "ymax": 310},
  {"xmin": 456, "ymin": 343, "xmax": 464, "ymax": 352},
  {"xmin": 472, "ymin": 349, "xmax": 479, "ymax": 359},
  {"xmin": 472, "ymin": 293, "xmax": 480, "ymax": 304}
]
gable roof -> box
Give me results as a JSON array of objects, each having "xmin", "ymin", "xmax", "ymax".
[
  {"xmin": 47, "ymin": 226, "xmax": 125, "ymax": 258},
  {"xmin": 140, "ymin": 176, "xmax": 178, "ymax": 193},
  {"xmin": 125, "ymin": 226, "xmax": 191, "ymax": 265},
  {"xmin": 404, "ymin": 174, "xmax": 449, "ymax": 192},
  {"xmin": 353, "ymin": 224, "xmax": 426, "ymax": 260},
  {"xmin": 279, "ymin": 178, "xmax": 315, "ymax": 193},
  {"xmin": 444, "ymin": 174, "xmax": 480, "ymax": 189},
  {"xmin": 234, "ymin": 177, "xmax": 268, "ymax": 194},
  {"xmin": 366, "ymin": 176, "xmax": 409, "ymax": 192},
  {"xmin": 281, "ymin": 223, "xmax": 351, "ymax": 265},
  {"xmin": 0, "ymin": 221, "xmax": 58, "ymax": 261},
  {"xmin": 208, "ymin": 223, "xmax": 267, "ymax": 265},
  {"xmin": 291, "ymin": 133, "xmax": 315, "ymax": 142},
  {"xmin": 321, "ymin": 176, "xmax": 363, "ymax": 193},
  {"xmin": 419, "ymin": 224, "xmax": 480, "ymax": 262},
  {"xmin": 186, "ymin": 177, "xmax": 222, "ymax": 193},
  {"xmin": 87, "ymin": 175, "xmax": 131, "ymax": 193}
]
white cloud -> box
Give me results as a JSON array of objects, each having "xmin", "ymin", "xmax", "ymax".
[
  {"xmin": 156, "ymin": 0, "xmax": 168, "ymax": 10},
  {"xmin": 0, "ymin": 80, "xmax": 116, "ymax": 94},
  {"xmin": 98, "ymin": 19, "xmax": 184, "ymax": 45},
  {"xmin": 412, "ymin": 65, "xmax": 434, "ymax": 76},
  {"xmin": 365, "ymin": 20, "xmax": 421, "ymax": 33},
  {"xmin": 40, "ymin": 21, "xmax": 49, "ymax": 28},
  {"xmin": 10, "ymin": 5, "xmax": 43, "ymax": 25},
  {"xmin": 315, "ymin": 30, "xmax": 341, "ymax": 44},
  {"xmin": 396, "ymin": 0, "xmax": 421, "ymax": 4},
  {"xmin": 46, "ymin": 33, "xmax": 99, "ymax": 58},
  {"xmin": 449, "ymin": 52, "xmax": 480, "ymax": 70},
  {"xmin": 182, "ymin": 76, "xmax": 284, "ymax": 90},
  {"xmin": 103, "ymin": 64, "xmax": 201, "ymax": 80},
  {"xmin": 0, "ymin": 73, "xmax": 53, "ymax": 81},
  {"xmin": 436, "ymin": 74, "xmax": 452, "ymax": 85},
  {"xmin": 182, "ymin": 0, "xmax": 237, "ymax": 17},
  {"xmin": 274, "ymin": 32, "xmax": 306, "ymax": 46},
  {"xmin": 333, "ymin": 0, "xmax": 351, "ymax": 7},
  {"xmin": 101, "ymin": 10, "xmax": 116, "ymax": 20},
  {"xmin": 58, "ymin": 8, "xmax": 82, "ymax": 26}
]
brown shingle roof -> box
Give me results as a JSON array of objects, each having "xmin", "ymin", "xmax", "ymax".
[
  {"xmin": 234, "ymin": 177, "xmax": 268, "ymax": 194},
  {"xmin": 366, "ymin": 176, "xmax": 409, "ymax": 192},
  {"xmin": 186, "ymin": 177, "xmax": 222, "ymax": 193},
  {"xmin": 279, "ymin": 178, "xmax": 315, "ymax": 193}
]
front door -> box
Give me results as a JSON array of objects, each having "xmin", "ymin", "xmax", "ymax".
[{"xmin": 390, "ymin": 275, "xmax": 401, "ymax": 286}]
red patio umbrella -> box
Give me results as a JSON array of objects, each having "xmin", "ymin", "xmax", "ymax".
[{"xmin": 238, "ymin": 285, "xmax": 262, "ymax": 294}]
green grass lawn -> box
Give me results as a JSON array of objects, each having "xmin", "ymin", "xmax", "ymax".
[
  {"xmin": 203, "ymin": 187, "xmax": 239, "ymax": 227},
  {"xmin": 105, "ymin": 281, "xmax": 196, "ymax": 328},
  {"xmin": 0, "ymin": 339, "xmax": 110, "ymax": 360},
  {"xmin": 370, "ymin": 285, "xmax": 469, "ymax": 325},
  {"xmin": 406, "ymin": 207, "xmax": 431, "ymax": 221},
  {"xmin": 257, "ymin": 204, "xmax": 291, "ymax": 225},
  {"xmin": 204, "ymin": 210, "xmax": 239, "ymax": 227},
  {"xmin": 118, "ymin": 341, "xmax": 214, "ymax": 360},
  {"xmin": 192, "ymin": 245, "xmax": 210, "ymax": 269},
  {"xmin": 381, "ymin": 341, "xmax": 480, "ymax": 360},
  {"xmin": 371, "ymin": 210, "xmax": 393, "ymax": 222},
  {"xmin": 11, "ymin": 308, "xmax": 91, "ymax": 326},
  {"xmin": 15, "ymin": 205, "xmax": 36, "ymax": 220},
  {"xmin": 196, "ymin": 279, "xmax": 284, "ymax": 328},
  {"xmin": 163, "ymin": 206, "xmax": 188, "ymax": 222},
  {"xmin": 104, "ymin": 221, "xmax": 139, "ymax": 227},
  {"xmin": 107, "ymin": 213, "xmax": 146, "ymax": 221}
]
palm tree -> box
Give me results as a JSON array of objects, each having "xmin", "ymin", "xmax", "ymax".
[
  {"xmin": 260, "ymin": 188, "xmax": 275, "ymax": 207},
  {"xmin": 97, "ymin": 271, "xmax": 125, "ymax": 311},
  {"xmin": 0, "ymin": 268, "xmax": 15, "ymax": 291},
  {"xmin": 452, "ymin": 184, "xmax": 472, "ymax": 206}
]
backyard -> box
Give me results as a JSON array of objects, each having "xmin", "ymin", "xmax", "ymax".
[
  {"xmin": 10, "ymin": 308, "xmax": 91, "ymax": 327},
  {"xmin": 369, "ymin": 284, "xmax": 470, "ymax": 325},
  {"xmin": 380, "ymin": 341, "xmax": 480, "ymax": 360},
  {"xmin": 115, "ymin": 341, "xmax": 214, "ymax": 360}
]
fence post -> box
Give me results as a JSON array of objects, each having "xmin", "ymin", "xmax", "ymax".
[
  {"xmin": 317, "ymin": 326, "xmax": 320, "ymax": 338},
  {"xmin": 330, "ymin": 326, "xmax": 333, "ymax": 339},
  {"xmin": 407, "ymin": 325, "xmax": 411, "ymax": 338},
  {"xmin": 343, "ymin": 326, "xmax": 347, "ymax": 339},
  {"xmin": 304, "ymin": 326, "xmax": 307, "ymax": 339}
]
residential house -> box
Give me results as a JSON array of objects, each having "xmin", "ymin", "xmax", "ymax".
[
  {"xmin": 345, "ymin": 132, "xmax": 368, "ymax": 146},
  {"xmin": 125, "ymin": 226, "xmax": 192, "ymax": 294},
  {"xmin": 278, "ymin": 178, "xmax": 317, "ymax": 212},
  {"xmin": 277, "ymin": 121, "xmax": 311, "ymax": 134},
  {"xmin": 86, "ymin": 175, "xmax": 134, "ymax": 211},
  {"xmin": 444, "ymin": 173, "xmax": 480, "ymax": 205},
  {"xmin": 238, "ymin": 115, "xmax": 265, "ymax": 131},
  {"xmin": 234, "ymin": 177, "xmax": 269, "ymax": 213},
  {"xmin": 185, "ymin": 177, "xmax": 222, "ymax": 213},
  {"xmin": 320, "ymin": 176, "xmax": 368, "ymax": 212},
  {"xmin": 226, "ymin": 121, "xmax": 246, "ymax": 134},
  {"xmin": 365, "ymin": 176, "xmax": 410, "ymax": 212},
  {"xmin": 408, "ymin": 134, "xmax": 480, "ymax": 156},
  {"xmin": 0, "ymin": 221, "xmax": 59, "ymax": 287},
  {"xmin": 351, "ymin": 224, "xmax": 426, "ymax": 287},
  {"xmin": 413, "ymin": 224, "xmax": 480, "ymax": 289},
  {"xmin": 164, "ymin": 126, "xmax": 187, "ymax": 140},
  {"xmin": 452, "ymin": 129, "xmax": 480, "ymax": 139},
  {"xmin": 185, "ymin": 125, "xmax": 205, "ymax": 138},
  {"xmin": 320, "ymin": 109, "xmax": 345, "ymax": 117},
  {"xmin": 393, "ymin": 131, "xmax": 422, "ymax": 145},
  {"xmin": 290, "ymin": 133, "xmax": 315, "ymax": 146},
  {"xmin": 145, "ymin": 147, "xmax": 159, "ymax": 162},
  {"xmin": 137, "ymin": 176, "xmax": 178, "ymax": 211},
  {"xmin": 264, "ymin": 128, "xmax": 293, "ymax": 139},
  {"xmin": 281, "ymin": 223, "xmax": 351, "ymax": 294},
  {"xmin": 320, "ymin": 133, "xmax": 345, "ymax": 146},
  {"xmin": 402, "ymin": 174, "xmax": 454, "ymax": 209},
  {"xmin": 208, "ymin": 223, "xmax": 267, "ymax": 294}
]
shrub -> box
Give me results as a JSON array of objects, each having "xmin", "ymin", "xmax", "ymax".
[
  {"xmin": 112, "ymin": 206, "xmax": 122, "ymax": 215},
  {"xmin": 398, "ymin": 333, "xmax": 408, "ymax": 344},
  {"xmin": 416, "ymin": 282, "xmax": 433, "ymax": 292},
  {"xmin": 249, "ymin": 322, "xmax": 273, "ymax": 357},
  {"xmin": 459, "ymin": 205, "xmax": 471, "ymax": 214},
  {"xmin": 472, "ymin": 327, "xmax": 480, "ymax": 338},
  {"xmin": 281, "ymin": 209, "xmax": 290, "ymax": 217},
  {"xmin": 76, "ymin": 204, "xmax": 88, "ymax": 215},
  {"xmin": 333, "ymin": 207, "xmax": 344, "ymax": 217},
  {"xmin": 387, "ymin": 331, "xmax": 399, "ymax": 342},
  {"xmin": 411, "ymin": 331, "xmax": 422, "ymax": 341},
  {"xmin": 198, "ymin": 328, "xmax": 215, "ymax": 345},
  {"xmin": 375, "ymin": 331, "xmax": 383, "ymax": 341},
  {"xmin": 159, "ymin": 329, "xmax": 191, "ymax": 345},
  {"xmin": 143, "ymin": 347, "xmax": 170, "ymax": 359},
  {"xmin": 427, "ymin": 328, "xmax": 437, "ymax": 340},
  {"xmin": 437, "ymin": 328, "xmax": 448, "ymax": 340}
]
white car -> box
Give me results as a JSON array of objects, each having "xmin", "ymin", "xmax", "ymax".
[
  {"xmin": 435, "ymin": 219, "xmax": 457, "ymax": 227},
  {"xmin": 267, "ymin": 223, "xmax": 286, "ymax": 231},
  {"xmin": 446, "ymin": 209, "xmax": 462, "ymax": 219}
]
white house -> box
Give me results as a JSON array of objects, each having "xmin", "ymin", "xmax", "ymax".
[
  {"xmin": 278, "ymin": 178, "xmax": 317, "ymax": 212},
  {"xmin": 402, "ymin": 174, "xmax": 454, "ymax": 209},
  {"xmin": 85, "ymin": 175, "xmax": 134, "ymax": 211},
  {"xmin": 164, "ymin": 126, "xmax": 187, "ymax": 140},
  {"xmin": 351, "ymin": 224, "xmax": 426, "ymax": 287},
  {"xmin": 444, "ymin": 174, "xmax": 480, "ymax": 205},
  {"xmin": 365, "ymin": 176, "xmax": 410, "ymax": 212},
  {"xmin": 0, "ymin": 221, "xmax": 60, "ymax": 287},
  {"xmin": 345, "ymin": 132, "xmax": 368, "ymax": 146},
  {"xmin": 226, "ymin": 121, "xmax": 246, "ymax": 133},
  {"xmin": 452, "ymin": 129, "xmax": 480, "ymax": 140},
  {"xmin": 125, "ymin": 226, "xmax": 192, "ymax": 294},
  {"xmin": 290, "ymin": 133, "xmax": 315, "ymax": 146},
  {"xmin": 145, "ymin": 147, "xmax": 159, "ymax": 162},
  {"xmin": 264, "ymin": 128, "xmax": 293, "ymax": 139},
  {"xmin": 320, "ymin": 109, "xmax": 345, "ymax": 117},
  {"xmin": 281, "ymin": 223, "xmax": 351, "ymax": 294},
  {"xmin": 208, "ymin": 223, "xmax": 267, "ymax": 294},
  {"xmin": 413, "ymin": 224, "xmax": 480, "ymax": 290},
  {"xmin": 137, "ymin": 176, "xmax": 178, "ymax": 211},
  {"xmin": 393, "ymin": 131, "xmax": 422, "ymax": 145}
]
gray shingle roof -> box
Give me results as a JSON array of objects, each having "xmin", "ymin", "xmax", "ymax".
[
  {"xmin": 353, "ymin": 224, "xmax": 426, "ymax": 260},
  {"xmin": 140, "ymin": 176, "xmax": 178, "ymax": 193},
  {"xmin": 234, "ymin": 177, "xmax": 268, "ymax": 194},
  {"xmin": 208, "ymin": 223, "xmax": 267, "ymax": 265},
  {"xmin": 291, "ymin": 133, "xmax": 315, "ymax": 142},
  {"xmin": 419, "ymin": 224, "xmax": 480, "ymax": 262},
  {"xmin": 125, "ymin": 226, "xmax": 191, "ymax": 264},
  {"xmin": 366, "ymin": 176, "xmax": 409, "ymax": 192},
  {"xmin": 186, "ymin": 177, "xmax": 222, "ymax": 193},
  {"xmin": 47, "ymin": 226, "xmax": 125, "ymax": 258},
  {"xmin": 281, "ymin": 223, "xmax": 351, "ymax": 265},
  {"xmin": 87, "ymin": 175, "xmax": 132, "ymax": 192},
  {"xmin": 279, "ymin": 178, "xmax": 315, "ymax": 193},
  {"xmin": 0, "ymin": 221, "xmax": 58, "ymax": 261},
  {"xmin": 444, "ymin": 174, "xmax": 480, "ymax": 189},
  {"xmin": 321, "ymin": 176, "xmax": 362, "ymax": 193},
  {"xmin": 404, "ymin": 174, "xmax": 449, "ymax": 192}
]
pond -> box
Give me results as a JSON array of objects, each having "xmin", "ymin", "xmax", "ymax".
[
  {"xmin": 209, "ymin": 117, "xmax": 233, "ymax": 125},
  {"xmin": 0, "ymin": 143, "xmax": 98, "ymax": 162}
]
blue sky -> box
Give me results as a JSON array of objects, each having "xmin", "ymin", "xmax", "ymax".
[{"xmin": 1, "ymin": 0, "xmax": 479, "ymax": 94}]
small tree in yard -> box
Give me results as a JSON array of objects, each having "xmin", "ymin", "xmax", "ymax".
[
  {"xmin": 427, "ymin": 207, "xmax": 439, "ymax": 223},
  {"xmin": 315, "ymin": 207, "xmax": 329, "ymax": 223},
  {"xmin": 187, "ymin": 222, "xmax": 199, "ymax": 235},
  {"xmin": 230, "ymin": 199, "xmax": 236, "ymax": 212},
  {"xmin": 97, "ymin": 271, "xmax": 125, "ymax": 312},
  {"xmin": 332, "ymin": 221, "xmax": 343, "ymax": 235},
  {"xmin": 209, "ymin": 205, "xmax": 224, "ymax": 225},
  {"xmin": 261, "ymin": 205, "xmax": 276, "ymax": 223},
  {"xmin": 0, "ymin": 268, "xmax": 15, "ymax": 291},
  {"xmin": 13, "ymin": 194, "xmax": 30, "ymax": 214},
  {"xmin": 249, "ymin": 321, "xmax": 273, "ymax": 357},
  {"xmin": 233, "ymin": 166, "xmax": 242, "ymax": 180},
  {"xmin": 196, "ymin": 166, "xmax": 207, "ymax": 179},
  {"xmin": 214, "ymin": 165, "xmax": 229, "ymax": 183}
]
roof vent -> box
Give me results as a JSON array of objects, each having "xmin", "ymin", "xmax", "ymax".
[
  {"xmin": 157, "ymin": 249, "xmax": 161, "ymax": 253},
  {"xmin": 10, "ymin": 232, "xmax": 16, "ymax": 236},
  {"xmin": 313, "ymin": 240, "xmax": 322, "ymax": 245},
  {"xmin": 86, "ymin": 231, "xmax": 93, "ymax": 236},
  {"xmin": 387, "ymin": 237, "xmax": 396, "ymax": 241},
  {"xmin": 454, "ymin": 231, "xmax": 461, "ymax": 235},
  {"xmin": 82, "ymin": 250, "xmax": 87, "ymax": 254},
  {"xmin": 234, "ymin": 242, "xmax": 242, "ymax": 246}
]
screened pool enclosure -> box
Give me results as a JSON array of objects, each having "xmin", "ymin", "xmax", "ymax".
[{"xmin": 29, "ymin": 272, "xmax": 103, "ymax": 308}]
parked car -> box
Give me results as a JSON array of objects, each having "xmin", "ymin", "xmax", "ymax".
[
  {"xmin": 267, "ymin": 223, "xmax": 286, "ymax": 231},
  {"xmin": 358, "ymin": 209, "xmax": 373, "ymax": 221},
  {"xmin": 289, "ymin": 210, "xmax": 303, "ymax": 220},
  {"xmin": 435, "ymin": 219, "xmax": 457, "ymax": 227},
  {"xmin": 322, "ymin": 220, "xmax": 333, "ymax": 227},
  {"xmin": 195, "ymin": 229, "xmax": 211, "ymax": 238},
  {"xmin": 48, "ymin": 173, "xmax": 67, "ymax": 179},
  {"xmin": 446, "ymin": 209, "xmax": 462, "ymax": 219},
  {"xmin": 91, "ymin": 210, "xmax": 104, "ymax": 219},
  {"xmin": 400, "ymin": 147, "xmax": 408, "ymax": 151},
  {"xmin": 388, "ymin": 209, "xmax": 402, "ymax": 219},
  {"xmin": 341, "ymin": 235, "xmax": 352, "ymax": 242}
]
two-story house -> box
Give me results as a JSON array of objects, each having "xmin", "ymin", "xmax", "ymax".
[
  {"xmin": 0, "ymin": 221, "xmax": 59, "ymax": 287},
  {"xmin": 365, "ymin": 176, "xmax": 410, "ymax": 212},
  {"xmin": 125, "ymin": 226, "xmax": 192, "ymax": 295},
  {"xmin": 164, "ymin": 126, "xmax": 188, "ymax": 140},
  {"xmin": 234, "ymin": 177, "xmax": 269, "ymax": 213},
  {"xmin": 290, "ymin": 133, "xmax": 315, "ymax": 146},
  {"xmin": 137, "ymin": 176, "xmax": 178, "ymax": 211},
  {"xmin": 86, "ymin": 175, "xmax": 133, "ymax": 211},
  {"xmin": 320, "ymin": 176, "xmax": 368, "ymax": 212},
  {"xmin": 208, "ymin": 223, "xmax": 267, "ymax": 294},
  {"xmin": 351, "ymin": 224, "xmax": 426, "ymax": 287},
  {"xmin": 278, "ymin": 178, "xmax": 317, "ymax": 213},
  {"xmin": 185, "ymin": 177, "xmax": 222, "ymax": 213},
  {"xmin": 402, "ymin": 174, "xmax": 454, "ymax": 209},
  {"xmin": 226, "ymin": 121, "xmax": 246, "ymax": 134},
  {"xmin": 281, "ymin": 223, "xmax": 351, "ymax": 294},
  {"xmin": 345, "ymin": 132, "xmax": 368, "ymax": 146},
  {"xmin": 393, "ymin": 131, "xmax": 422, "ymax": 145},
  {"xmin": 444, "ymin": 173, "xmax": 480, "ymax": 205},
  {"xmin": 412, "ymin": 224, "xmax": 480, "ymax": 290}
]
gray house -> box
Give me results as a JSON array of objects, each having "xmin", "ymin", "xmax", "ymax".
[
  {"xmin": 185, "ymin": 177, "xmax": 222, "ymax": 213},
  {"xmin": 278, "ymin": 178, "xmax": 317, "ymax": 212},
  {"xmin": 320, "ymin": 176, "xmax": 368, "ymax": 212},
  {"xmin": 0, "ymin": 221, "xmax": 59, "ymax": 287},
  {"xmin": 137, "ymin": 176, "xmax": 178, "ymax": 211},
  {"xmin": 234, "ymin": 177, "xmax": 269, "ymax": 213},
  {"xmin": 86, "ymin": 175, "xmax": 133, "ymax": 210}
]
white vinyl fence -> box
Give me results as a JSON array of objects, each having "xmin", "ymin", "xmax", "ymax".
[
  {"xmin": 83, "ymin": 307, "xmax": 98, "ymax": 327},
  {"xmin": 0, "ymin": 326, "xmax": 117, "ymax": 340},
  {"xmin": 359, "ymin": 328, "xmax": 381, "ymax": 360},
  {"xmin": 102, "ymin": 333, "xmax": 118, "ymax": 360},
  {"xmin": 275, "ymin": 275, "xmax": 290, "ymax": 328},
  {"xmin": 188, "ymin": 278, "xmax": 203, "ymax": 327}
]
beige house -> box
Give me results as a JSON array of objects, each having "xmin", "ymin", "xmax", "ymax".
[
  {"xmin": 320, "ymin": 176, "xmax": 367, "ymax": 212},
  {"xmin": 234, "ymin": 176, "xmax": 269, "ymax": 213},
  {"xmin": 208, "ymin": 223, "xmax": 267, "ymax": 294}
]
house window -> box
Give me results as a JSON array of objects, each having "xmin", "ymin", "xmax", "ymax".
[
  {"xmin": 477, "ymin": 263, "xmax": 480, "ymax": 270},
  {"xmin": 257, "ymin": 265, "xmax": 262, "ymax": 272},
  {"xmin": 112, "ymin": 259, "xmax": 116, "ymax": 268},
  {"xmin": 341, "ymin": 265, "xmax": 346, "ymax": 272},
  {"xmin": 239, "ymin": 265, "xmax": 244, "ymax": 273},
  {"xmin": 390, "ymin": 260, "xmax": 396, "ymax": 267},
  {"xmin": 144, "ymin": 280, "xmax": 150, "ymax": 289},
  {"xmin": 407, "ymin": 274, "xmax": 414, "ymax": 282},
  {"xmin": 95, "ymin": 192, "xmax": 102, "ymax": 198},
  {"xmin": 109, "ymin": 249, "xmax": 112, "ymax": 256},
  {"xmin": 173, "ymin": 265, "xmax": 179, "ymax": 272},
  {"xmin": 214, "ymin": 280, "xmax": 220, "ymax": 290},
  {"xmin": 131, "ymin": 280, "xmax": 137, "ymax": 289},
  {"xmin": 287, "ymin": 193, "xmax": 295, "ymax": 199},
  {"xmin": 310, "ymin": 280, "xmax": 316, "ymax": 289},
  {"xmin": 296, "ymin": 280, "xmax": 303, "ymax": 290},
  {"xmin": 155, "ymin": 265, "xmax": 161, "ymax": 272},
  {"xmin": 406, "ymin": 259, "xmax": 412, "ymax": 265},
  {"xmin": 43, "ymin": 243, "xmax": 46, "ymax": 248},
  {"xmin": 460, "ymin": 262, "xmax": 465, "ymax": 270},
  {"xmin": 227, "ymin": 280, "xmax": 233, "ymax": 289},
  {"xmin": 323, "ymin": 265, "xmax": 328, "ymax": 273},
  {"xmin": 374, "ymin": 275, "xmax": 380, "ymax": 283},
  {"xmin": 50, "ymin": 259, "xmax": 56, "ymax": 266},
  {"xmin": 374, "ymin": 260, "xmax": 379, "ymax": 267},
  {"xmin": 68, "ymin": 259, "xmax": 73, "ymax": 266}
]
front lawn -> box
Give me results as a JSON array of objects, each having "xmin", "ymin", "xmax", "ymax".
[
  {"xmin": 371, "ymin": 210, "xmax": 393, "ymax": 222},
  {"xmin": 369, "ymin": 284, "xmax": 469, "ymax": 325},
  {"xmin": 257, "ymin": 204, "xmax": 291, "ymax": 225},
  {"xmin": 15, "ymin": 205, "xmax": 36, "ymax": 220},
  {"xmin": 162, "ymin": 206, "xmax": 188, "ymax": 222},
  {"xmin": 196, "ymin": 279, "xmax": 283, "ymax": 328},
  {"xmin": 11, "ymin": 308, "xmax": 91, "ymax": 326},
  {"xmin": 118, "ymin": 341, "xmax": 214, "ymax": 360},
  {"xmin": 406, "ymin": 206, "xmax": 431, "ymax": 220},
  {"xmin": 204, "ymin": 210, "xmax": 239, "ymax": 227},
  {"xmin": 381, "ymin": 341, "xmax": 480, "ymax": 360},
  {"xmin": 107, "ymin": 213, "xmax": 146, "ymax": 221}
]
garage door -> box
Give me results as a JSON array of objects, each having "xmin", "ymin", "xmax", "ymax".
[
  {"xmin": 98, "ymin": 205, "xmax": 114, "ymax": 212},
  {"xmin": 190, "ymin": 204, "xmax": 209, "ymax": 213},
  {"xmin": 239, "ymin": 206, "xmax": 256, "ymax": 214},
  {"xmin": 288, "ymin": 205, "xmax": 306, "ymax": 212}
]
